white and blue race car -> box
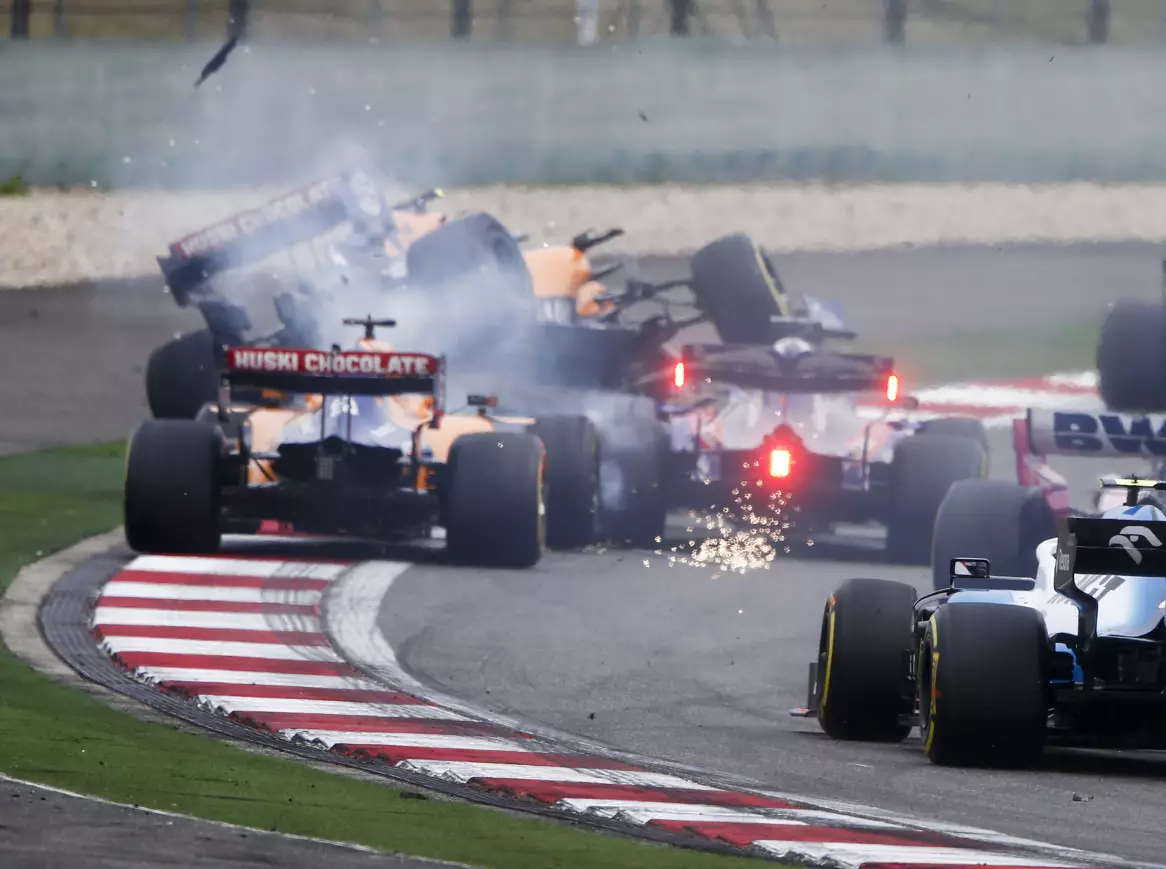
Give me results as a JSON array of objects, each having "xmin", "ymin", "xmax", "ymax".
[{"xmin": 794, "ymin": 406, "xmax": 1166, "ymax": 767}]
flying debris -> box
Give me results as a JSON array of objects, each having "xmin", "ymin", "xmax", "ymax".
[{"xmin": 195, "ymin": 35, "xmax": 240, "ymax": 88}]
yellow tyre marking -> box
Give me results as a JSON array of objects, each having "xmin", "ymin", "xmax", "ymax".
[
  {"xmin": 819, "ymin": 596, "xmax": 838, "ymax": 716},
  {"xmin": 922, "ymin": 614, "xmax": 940, "ymax": 756},
  {"xmin": 750, "ymin": 242, "xmax": 790, "ymax": 318}
]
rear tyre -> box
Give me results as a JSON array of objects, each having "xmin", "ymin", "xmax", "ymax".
[
  {"xmin": 124, "ymin": 419, "xmax": 223, "ymax": 554},
  {"xmin": 920, "ymin": 601, "xmax": 1048, "ymax": 768},
  {"xmin": 406, "ymin": 212, "xmax": 533, "ymax": 300},
  {"xmin": 599, "ymin": 416, "xmax": 669, "ymax": 549},
  {"xmin": 689, "ymin": 234, "xmax": 791, "ymax": 345},
  {"xmin": 145, "ymin": 329, "xmax": 219, "ymax": 420},
  {"xmin": 445, "ymin": 432, "xmax": 545, "ymax": 568},
  {"xmin": 919, "ymin": 416, "xmax": 989, "ymax": 458},
  {"xmin": 885, "ymin": 434, "xmax": 986, "ymax": 565},
  {"xmin": 931, "ymin": 479, "xmax": 1056, "ymax": 591},
  {"xmin": 1096, "ymin": 297, "xmax": 1166, "ymax": 412},
  {"xmin": 526, "ymin": 415, "xmax": 601, "ymax": 550},
  {"xmin": 815, "ymin": 577, "xmax": 915, "ymax": 742}
]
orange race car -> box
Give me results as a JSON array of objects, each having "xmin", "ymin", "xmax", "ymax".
[
  {"xmin": 127, "ymin": 315, "xmax": 604, "ymax": 566},
  {"xmin": 147, "ymin": 168, "xmax": 624, "ymax": 420}
]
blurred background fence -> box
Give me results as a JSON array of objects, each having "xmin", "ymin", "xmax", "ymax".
[{"xmin": 5, "ymin": 0, "xmax": 1165, "ymax": 46}]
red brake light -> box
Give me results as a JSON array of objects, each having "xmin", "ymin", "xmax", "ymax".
[
  {"xmin": 886, "ymin": 374, "xmax": 899, "ymax": 402},
  {"xmin": 769, "ymin": 448, "xmax": 791, "ymax": 478},
  {"xmin": 673, "ymin": 361, "xmax": 686, "ymax": 388}
]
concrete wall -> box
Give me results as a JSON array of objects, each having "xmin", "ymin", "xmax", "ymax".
[{"xmin": 5, "ymin": 40, "xmax": 1166, "ymax": 186}]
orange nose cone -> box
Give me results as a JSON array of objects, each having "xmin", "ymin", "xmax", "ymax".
[{"xmin": 769, "ymin": 448, "xmax": 791, "ymax": 478}]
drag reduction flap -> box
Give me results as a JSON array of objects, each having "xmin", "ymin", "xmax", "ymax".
[
  {"xmin": 225, "ymin": 347, "xmax": 439, "ymax": 396},
  {"xmin": 1027, "ymin": 408, "xmax": 1166, "ymax": 459}
]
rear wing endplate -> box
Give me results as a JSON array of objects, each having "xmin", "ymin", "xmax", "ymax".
[
  {"xmin": 223, "ymin": 347, "xmax": 442, "ymax": 399},
  {"xmin": 159, "ymin": 170, "xmax": 387, "ymax": 305},
  {"xmin": 1052, "ymin": 515, "xmax": 1166, "ymax": 691}
]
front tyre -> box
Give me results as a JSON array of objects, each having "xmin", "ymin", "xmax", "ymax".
[{"xmin": 815, "ymin": 577, "xmax": 916, "ymax": 742}]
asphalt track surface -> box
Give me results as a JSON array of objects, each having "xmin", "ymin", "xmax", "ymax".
[
  {"xmin": 7, "ymin": 241, "xmax": 1166, "ymax": 867},
  {"xmin": 380, "ymin": 427, "xmax": 1166, "ymax": 867}
]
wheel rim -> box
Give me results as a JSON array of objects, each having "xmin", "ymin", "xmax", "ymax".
[
  {"xmin": 918, "ymin": 636, "xmax": 936, "ymax": 751},
  {"xmin": 816, "ymin": 602, "xmax": 834, "ymax": 716}
]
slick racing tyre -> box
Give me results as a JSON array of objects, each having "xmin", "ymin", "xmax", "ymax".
[
  {"xmin": 526, "ymin": 415, "xmax": 602, "ymax": 550},
  {"xmin": 919, "ymin": 601, "xmax": 1048, "ymax": 768},
  {"xmin": 920, "ymin": 416, "xmax": 990, "ymax": 459},
  {"xmin": 816, "ymin": 577, "xmax": 915, "ymax": 742},
  {"xmin": 930, "ymin": 479, "xmax": 1056, "ymax": 592},
  {"xmin": 445, "ymin": 432, "xmax": 545, "ymax": 569},
  {"xmin": 1096, "ymin": 297, "xmax": 1166, "ymax": 412},
  {"xmin": 145, "ymin": 329, "xmax": 219, "ymax": 420},
  {"xmin": 406, "ymin": 212, "xmax": 534, "ymax": 301},
  {"xmin": 690, "ymin": 234, "xmax": 797, "ymax": 345},
  {"xmin": 885, "ymin": 434, "xmax": 986, "ymax": 566},
  {"xmin": 124, "ymin": 419, "xmax": 223, "ymax": 554},
  {"xmin": 599, "ymin": 413, "xmax": 669, "ymax": 549}
]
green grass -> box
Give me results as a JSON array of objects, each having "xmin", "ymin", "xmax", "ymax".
[
  {"xmin": 861, "ymin": 314, "xmax": 1100, "ymax": 387},
  {"xmin": 0, "ymin": 442, "xmax": 764, "ymax": 869},
  {"xmin": 0, "ymin": 175, "xmax": 29, "ymax": 196}
]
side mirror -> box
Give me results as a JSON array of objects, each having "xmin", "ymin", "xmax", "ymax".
[
  {"xmin": 468, "ymin": 395, "xmax": 499, "ymax": 415},
  {"xmin": 949, "ymin": 557, "xmax": 990, "ymax": 586},
  {"xmin": 897, "ymin": 394, "xmax": 920, "ymax": 410}
]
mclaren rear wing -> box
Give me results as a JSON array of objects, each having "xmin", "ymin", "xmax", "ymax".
[
  {"xmin": 223, "ymin": 347, "xmax": 444, "ymax": 403},
  {"xmin": 159, "ymin": 170, "xmax": 389, "ymax": 305}
]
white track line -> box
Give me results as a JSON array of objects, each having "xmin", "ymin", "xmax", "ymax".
[
  {"xmin": 754, "ymin": 842, "xmax": 1084, "ymax": 867},
  {"xmin": 392, "ymin": 761, "xmax": 716, "ymax": 789},
  {"xmin": 93, "ymin": 609, "xmax": 321, "ymax": 632},
  {"xmin": 198, "ymin": 697, "xmax": 447, "ymax": 716},
  {"xmin": 126, "ymin": 556, "xmax": 346, "ymax": 580},
  {"xmin": 558, "ymin": 800, "xmax": 905, "ymax": 829},
  {"xmin": 100, "ymin": 583, "xmax": 322, "ymax": 605},
  {"xmin": 135, "ymin": 668, "xmax": 378, "ymax": 690},
  {"xmin": 202, "ymin": 700, "xmax": 464, "ymax": 723},
  {"xmin": 302, "ymin": 733, "xmax": 535, "ymax": 752},
  {"xmin": 100, "ymin": 637, "xmax": 341, "ymax": 662}
]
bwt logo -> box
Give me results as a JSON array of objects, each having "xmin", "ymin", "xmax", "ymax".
[
  {"xmin": 1108, "ymin": 525, "xmax": 1164, "ymax": 565},
  {"xmin": 1053, "ymin": 412, "xmax": 1166, "ymax": 455}
]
